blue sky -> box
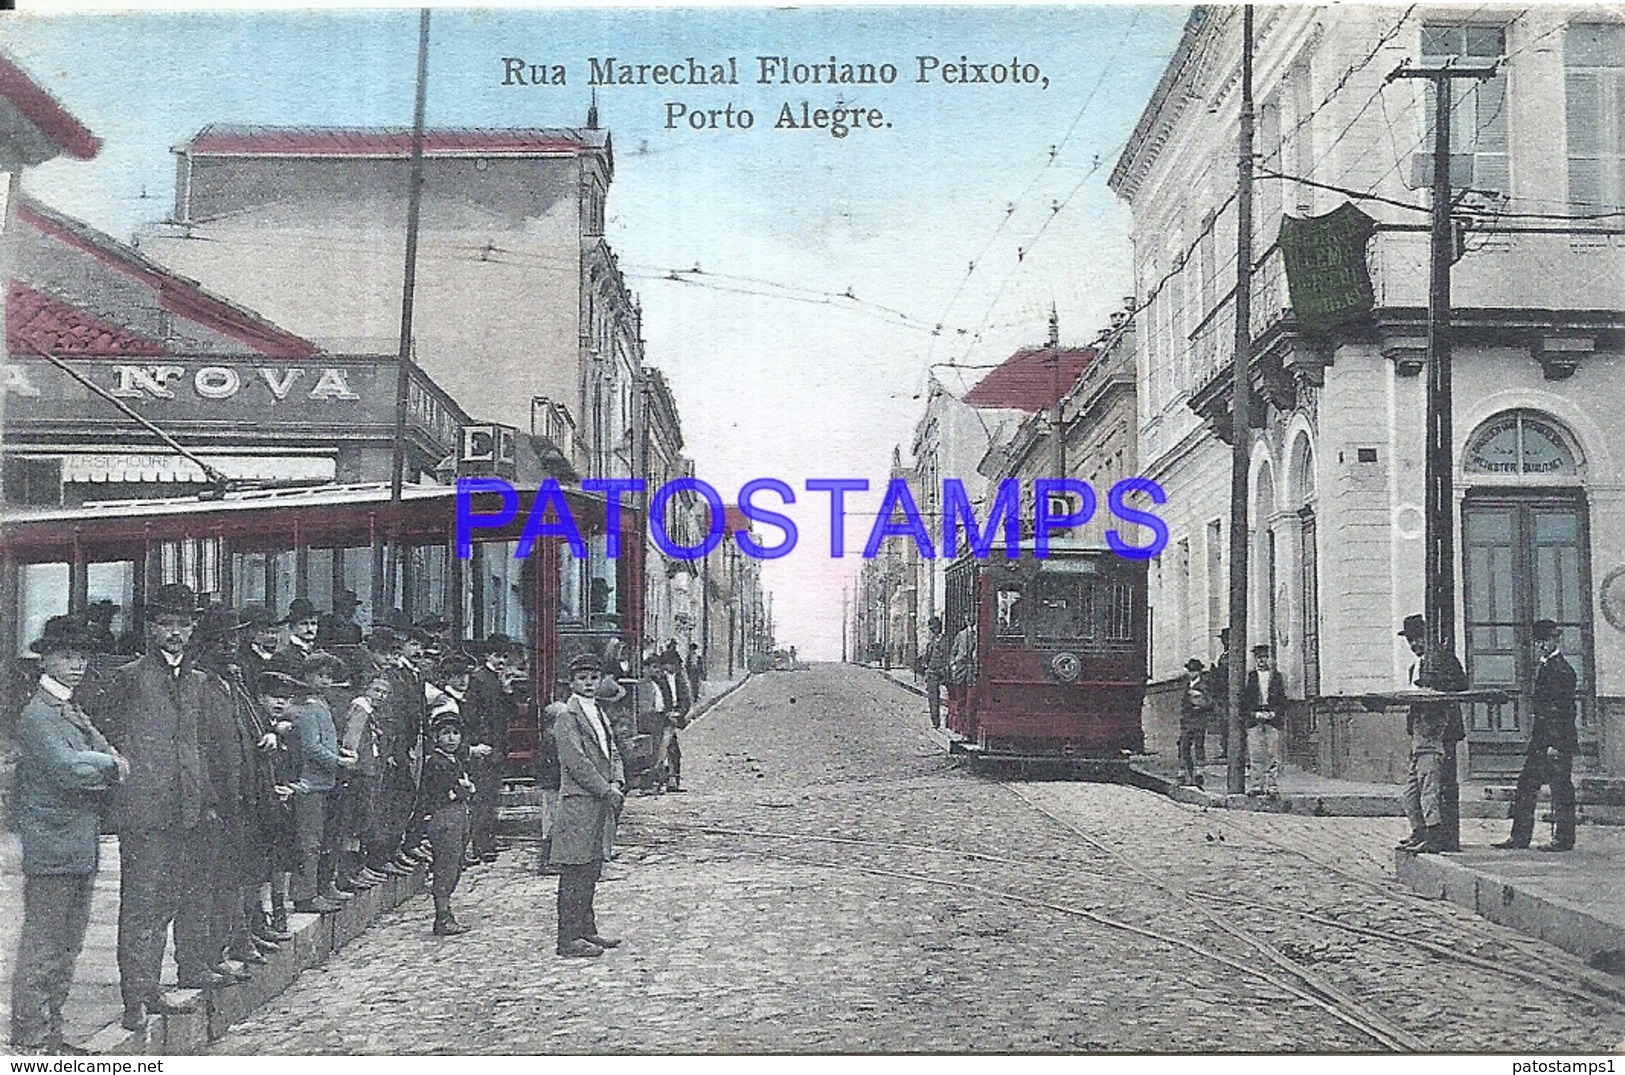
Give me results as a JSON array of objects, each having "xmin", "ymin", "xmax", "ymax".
[{"xmin": 6, "ymin": 4, "xmax": 1188, "ymax": 657}]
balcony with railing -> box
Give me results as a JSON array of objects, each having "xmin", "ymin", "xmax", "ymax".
[{"xmin": 1184, "ymin": 225, "xmax": 1625, "ymax": 439}]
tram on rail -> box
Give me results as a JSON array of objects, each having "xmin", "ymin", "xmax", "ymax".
[
  {"xmin": 0, "ymin": 481, "xmax": 646, "ymax": 778},
  {"xmin": 942, "ymin": 541, "xmax": 1147, "ymax": 761}
]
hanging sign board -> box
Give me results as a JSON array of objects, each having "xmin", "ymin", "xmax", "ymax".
[{"xmin": 1275, "ymin": 201, "xmax": 1377, "ymax": 335}]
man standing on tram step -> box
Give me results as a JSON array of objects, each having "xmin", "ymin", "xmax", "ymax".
[
  {"xmin": 466, "ymin": 634, "xmax": 513, "ymax": 864},
  {"xmin": 10, "ymin": 617, "xmax": 127, "ymax": 1054},
  {"xmin": 922, "ymin": 616, "xmax": 949, "ymax": 730},
  {"xmin": 550, "ymin": 652, "xmax": 625, "ymax": 958},
  {"xmin": 1241, "ymin": 644, "xmax": 1287, "ymax": 796},
  {"xmin": 1497, "ymin": 619, "xmax": 1579, "ymax": 852},
  {"xmin": 1396, "ymin": 614, "xmax": 1468, "ymax": 854},
  {"xmin": 94, "ymin": 583, "xmax": 216, "ymax": 1030},
  {"xmin": 188, "ymin": 606, "xmax": 259, "ymax": 985}
]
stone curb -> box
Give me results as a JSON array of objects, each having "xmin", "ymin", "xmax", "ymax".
[
  {"xmin": 1134, "ymin": 766, "xmax": 1520, "ymax": 817},
  {"xmin": 88, "ymin": 866, "xmax": 426, "ymax": 1055},
  {"xmin": 688, "ymin": 672, "xmax": 753, "ymax": 724},
  {"xmin": 1395, "ymin": 849, "xmax": 1625, "ymax": 974}
]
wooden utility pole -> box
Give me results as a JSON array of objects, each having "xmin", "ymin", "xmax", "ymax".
[
  {"xmin": 385, "ymin": 8, "xmax": 432, "ymax": 609},
  {"xmin": 842, "ymin": 585, "xmax": 849, "ymax": 664},
  {"xmin": 1388, "ymin": 57, "xmax": 1498, "ymax": 850},
  {"xmin": 1225, "ymin": 5, "xmax": 1255, "ymax": 796}
]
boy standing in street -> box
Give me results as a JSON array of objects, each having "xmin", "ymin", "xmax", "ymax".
[
  {"xmin": 421, "ymin": 712, "xmax": 476, "ymax": 935},
  {"xmin": 549, "ymin": 652, "xmax": 625, "ymax": 958}
]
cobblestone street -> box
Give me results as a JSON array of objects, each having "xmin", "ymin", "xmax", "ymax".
[{"xmin": 213, "ymin": 666, "xmax": 1625, "ymax": 1053}]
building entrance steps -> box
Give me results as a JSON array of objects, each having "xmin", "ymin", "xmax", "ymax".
[{"xmin": 1395, "ymin": 822, "xmax": 1625, "ymax": 976}]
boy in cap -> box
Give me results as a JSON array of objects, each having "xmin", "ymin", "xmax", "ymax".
[
  {"xmin": 1397, "ymin": 614, "xmax": 1468, "ymax": 853},
  {"xmin": 1241, "ymin": 644, "xmax": 1287, "ymax": 795},
  {"xmin": 1178, "ymin": 658, "xmax": 1213, "ymax": 787},
  {"xmin": 549, "ymin": 652, "xmax": 625, "ymax": 958},
  {"xmin": 10, "ymin": 617, "xmax": 126, "ymax": 1053},
  {"xmin": 279, "ymin": 655, "xmax": 358, "ymax": 912},
  {"xmin": 421, "ymin": 710, "xmax": 476, "ymax": 935},
  {"xmin": 1498, "ymin": 619, "xmax": 1578, "ymax": 852}
]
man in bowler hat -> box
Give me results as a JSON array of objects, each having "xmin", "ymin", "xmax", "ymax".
[
  {"xmin": 93, "ymin": 583, "xmax": 218, "ymax": 1029},
  {"xmin": 1241, "ymin": 644, "xmax": 1288, "ymax": 795},
  {"xmin": 1498, "ymin": 619, "xmax": 1579, "ymax": 851},
  {"xmin": 10, "ymin": 617, "xmax": 126, "ymax": 1053},
  {"xmin": 549, "ymin": 652, "xmax": 625, "ymax": 958}
]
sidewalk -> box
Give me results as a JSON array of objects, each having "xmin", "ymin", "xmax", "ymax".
[
  {"xmin": 0, "ymin": 831, "xmax": 425, "ymax": 1054},
  {"xmin": 1396, "ymin": 823, "xmax": 1625, "ymax": 975}
]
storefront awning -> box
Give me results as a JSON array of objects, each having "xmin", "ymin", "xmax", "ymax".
[{"xmin": 58, "ymin": 452, "xmax": 336, "ymax": 484}]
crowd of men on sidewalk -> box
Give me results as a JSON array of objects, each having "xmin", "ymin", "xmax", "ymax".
[{"xmin": 7, "ymin": 584, "xmax": 705, "ymax": 1055}]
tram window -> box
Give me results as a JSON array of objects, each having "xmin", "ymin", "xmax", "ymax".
[
  {"xmin": 558, "ymin": 549, "xmax": 584, "ymax": 624},
  {"xmin": 234, "ymin": 552, "xmax": 269, "ymax": 607},
  {"xmin": 1103, "ymin": 582, "xmax": 1135, "ymax": 642},
  {"xmin": 341, "ymin": 548, "xmax": 374, "ymax": 626},
  {"xmin": 995, "ymin": 588, "xmax": 1023, "ymax": 639},
  {"xmin": 160, "ymin": 537, "xmax": 222, "ymax": 598},
  {"xmin": 306, "ymin": 548, "xmax": 335, "ymax": 614},
  {"xmin": 16, "ymin": 563, "xmax": 68, "ymax": 657},
  {"xmin": 1030, "ymin": 575, "xmax": 1087, "ymax": 644},
  {"xmin": 410, "ymin": 544, "xmax": 448, "ymax": 618},
  {"xmin": 86, "ymin": 561, "xmax": 136, "ymax": 652},
  {"xmin": 481, "ymin": 540, "xmax": 527, "ymax": 643},
  {"xmin": 588, "ymin": 535, "xmax": 618, "ymax": 630},
  {"xmin": 269, "ymin": 550, "xmax": 296, "ymax": 618}
]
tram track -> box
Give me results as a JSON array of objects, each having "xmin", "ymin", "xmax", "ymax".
[
  {"xmin": 669, "ymin": 821, "xmax": 1423, "ymax": 1050},
  {"xmin": 1153, "ymin": 791, "xmax": 1625, "ymax": 1003}
]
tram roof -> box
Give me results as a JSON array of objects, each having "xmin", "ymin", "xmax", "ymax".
[{"xmin": 0, "ymin": 480, "xmax": 609, "ymax": 530}]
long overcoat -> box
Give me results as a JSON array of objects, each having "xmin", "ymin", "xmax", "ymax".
[
  {"xmin": 94, "ymin": 653, "xmax": 207, "ymax": 833},
  {"xmin": 548, "ymin": 694, "xmax": 624, "ymax": 866},
  {"xmin": 13, "ymin": 688, "xmax": 120, "ymax": 875}
]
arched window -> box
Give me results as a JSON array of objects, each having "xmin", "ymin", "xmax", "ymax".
[{"xmin": 1464, "ymin": 411, "xmax": 1579, "ymax": 477}]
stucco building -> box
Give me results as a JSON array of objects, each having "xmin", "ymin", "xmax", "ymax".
[{"xmin": 1111, "ymin": 6, "xmax": 1625, "ymax": 780}]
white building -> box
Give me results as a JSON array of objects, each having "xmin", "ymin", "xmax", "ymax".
[{"xmin": 1110, "ymin": 7, "xmax": 1625, "ymax": 781}]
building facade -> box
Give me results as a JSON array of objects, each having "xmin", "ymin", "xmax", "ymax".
[
  {"xmin": 1111, "ymin": 6, "xmax": 1625, "ymax": 780},
  {"xmin": 139, "ymin": 120, "xmax": 642, "ymax": 484}
]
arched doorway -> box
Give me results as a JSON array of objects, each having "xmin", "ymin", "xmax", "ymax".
[
  {"xmin": 1460, "ymin": 410, "xmax": 1593, "ymax": 776},
  {"xmin": 1289, "ymin": 432, "xmax": 1319, "ymax": 696}
]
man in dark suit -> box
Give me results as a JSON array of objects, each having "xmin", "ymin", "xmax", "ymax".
[
  {"xmin": 548, "ymin": 652, "xmax": 626, "ymax": 959},
  {"xmin": 465, "ymin": 634, "xmax": 514, "ymax": 864},
  {"xmin": 94, "ymin": 583, "xmax": 218, "ymax": 1030},
  {"xmin": 1498, "ymin": 619, "xmax": 1579, "ymax": 852},
  {"xmin": 1241, "ymin": 644, "xmax": 1288, "ymax": 795}
]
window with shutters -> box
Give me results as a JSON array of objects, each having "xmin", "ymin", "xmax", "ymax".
[
  {"xmin": 1421, "ymin": 23, "xmax": 1509, "ymax": 194},
  {"xmin": 1565, "ymin": 25, "xmax": 1625, "ymax": 211}
]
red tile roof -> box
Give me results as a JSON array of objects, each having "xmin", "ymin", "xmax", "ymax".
[
  {"xmin": 0, "ymin": 54, "xmax": 99, "ymax": 161},
  {"xmin": 7, "ymin": 283, "xmax": 167, "ymax": 358},
  {"xmin": 963, "ymin": 346, "xmax": 1096, "ymax": 412},
  {"xmin": 17, "ymin": 197, "xmax": 320, "ymax": 359},
  {"xmin": 183, "ymin": 124, "xmax": 609, "ymax": 159}
]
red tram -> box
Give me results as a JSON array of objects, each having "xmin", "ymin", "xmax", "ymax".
[
  {"xmin": 943, "ymin": 541, "xmax": 1147, "ymax": 761},
  {"xmin": 0, "ymin": 481, "xmax": 645, "ymax": 776}
]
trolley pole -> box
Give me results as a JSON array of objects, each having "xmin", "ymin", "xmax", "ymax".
[
  {"xmin": 1387, "ymin": 57, "xmax": 1498, "ymax": 850},
  {"xmin": 1225, "ymin": 5, "xmax": 1255, "ymax": 796},
  {"xmin": 385, "ymin": 7, "xmax": 431, "ymax": 609}
]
